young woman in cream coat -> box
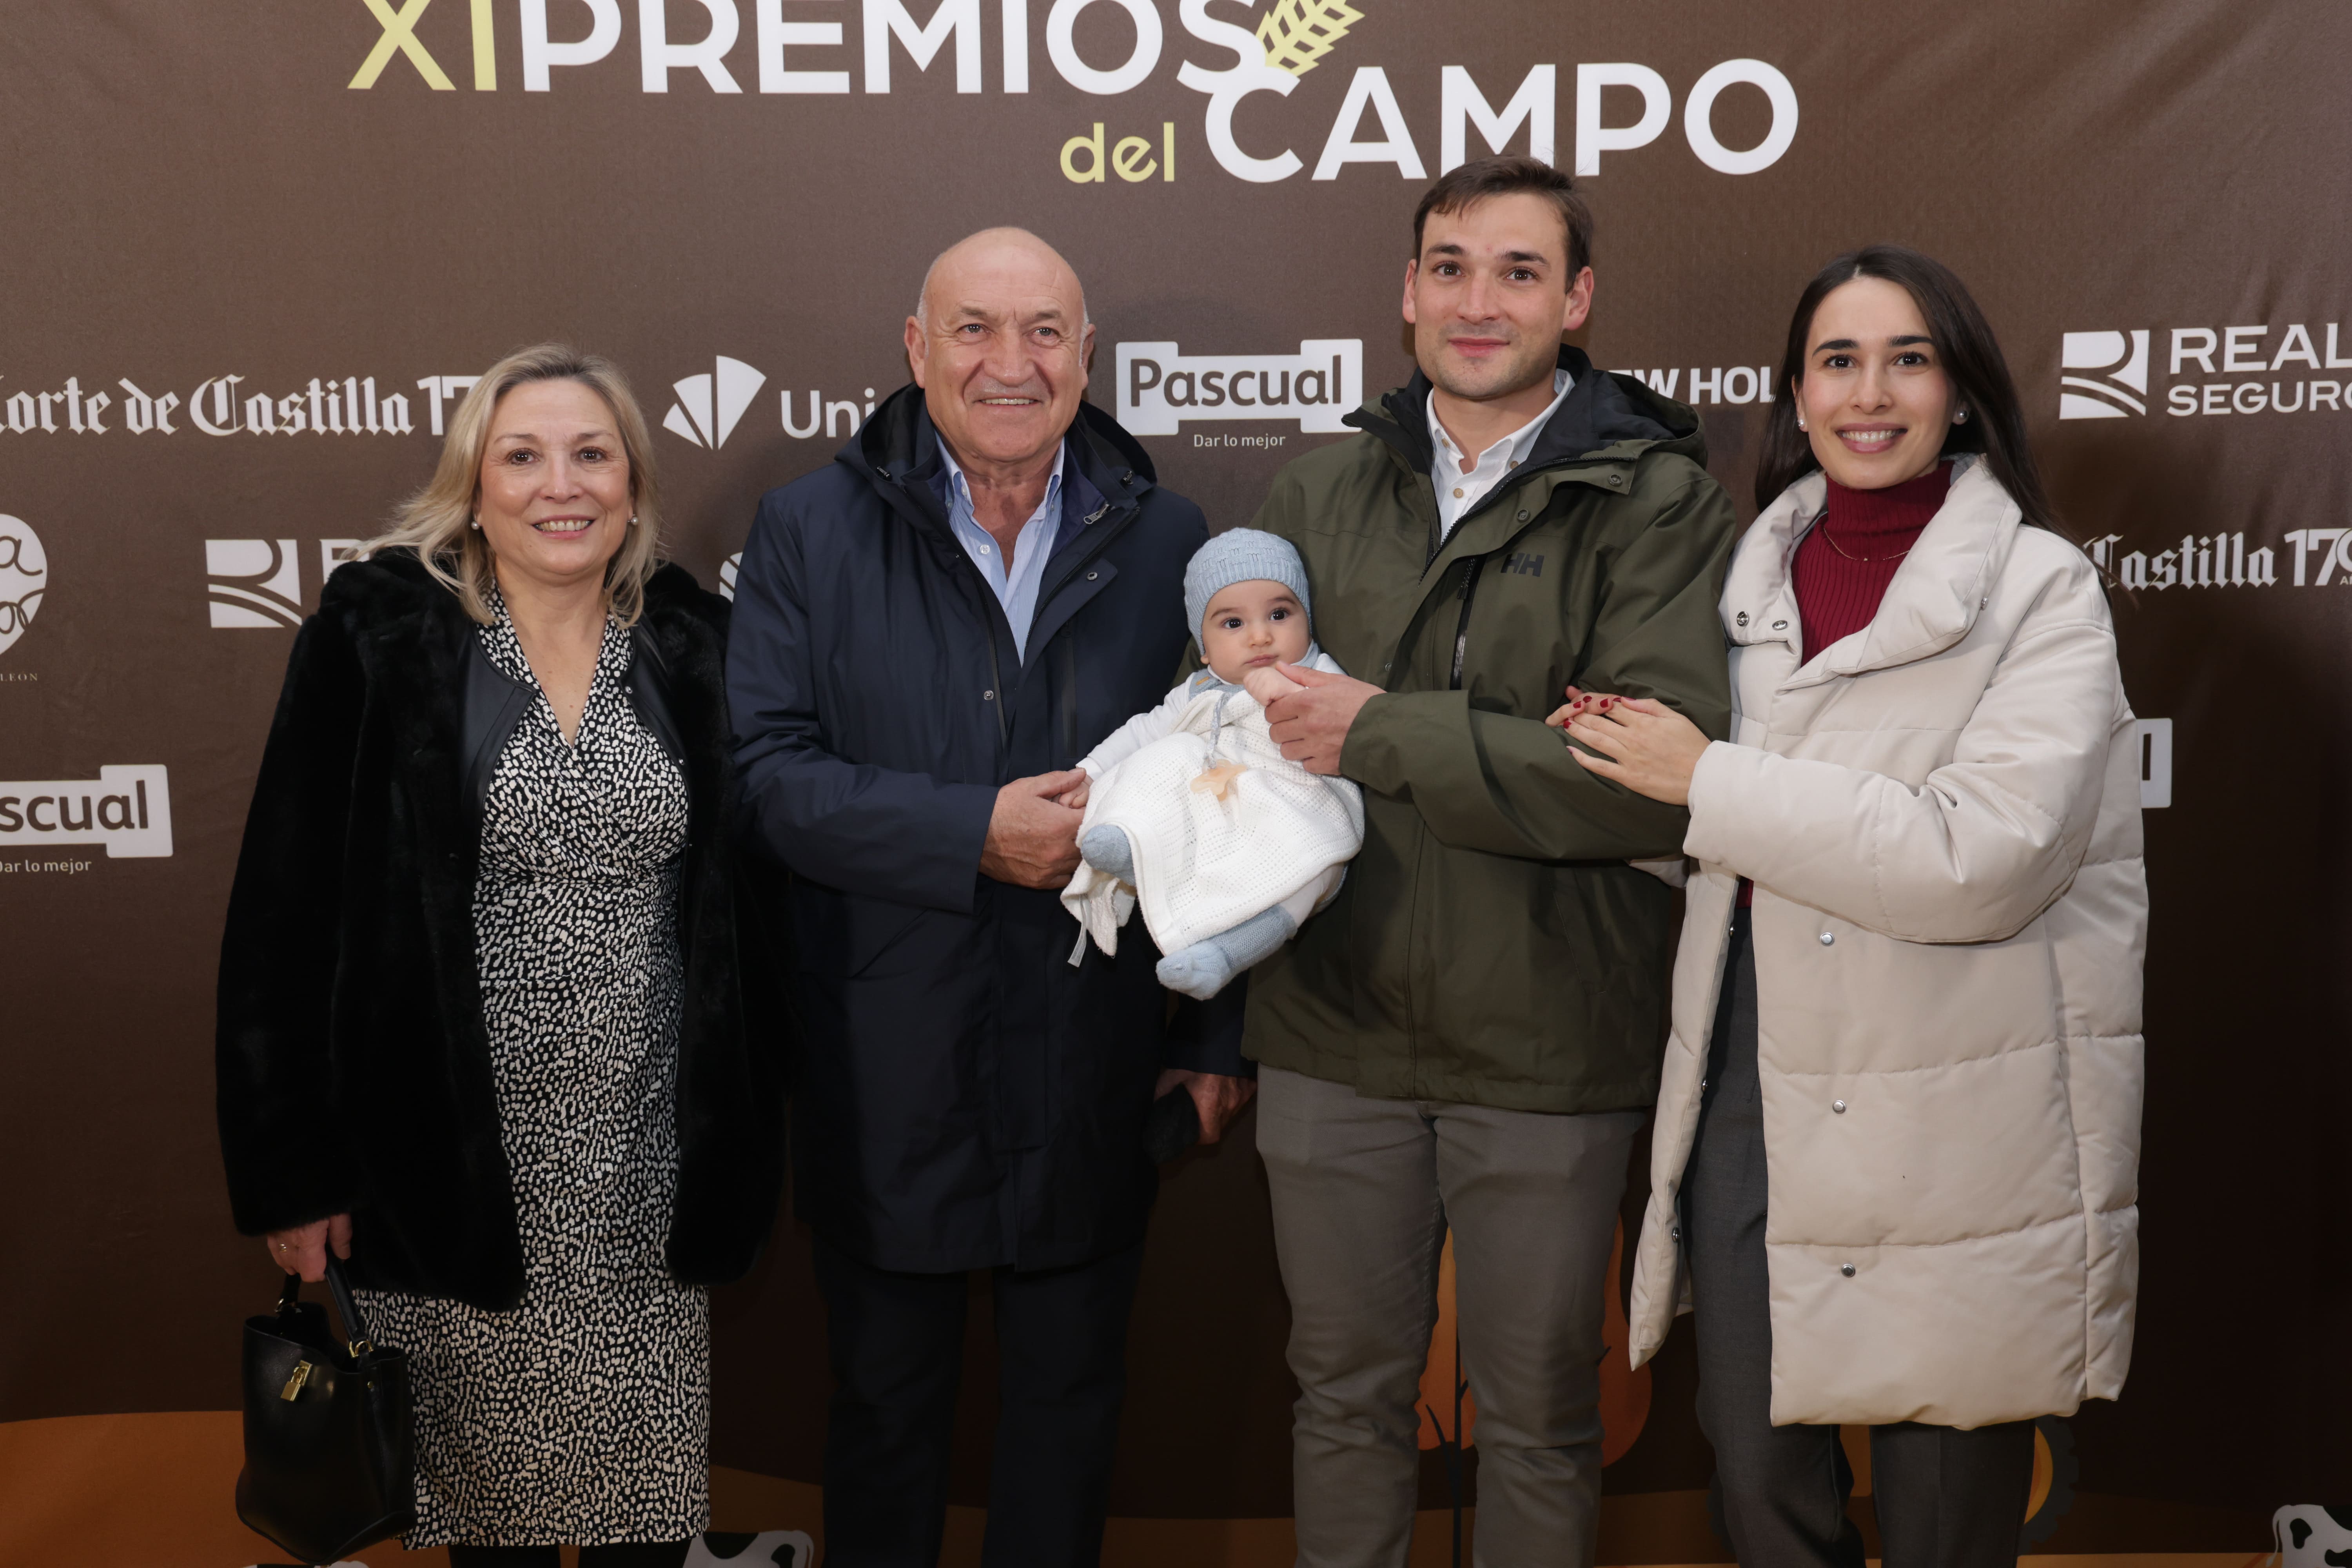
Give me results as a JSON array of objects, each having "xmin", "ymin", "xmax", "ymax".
[{"xmin": 1557, "ymin": 247, "xmax": 2146, "ymax": 1566}]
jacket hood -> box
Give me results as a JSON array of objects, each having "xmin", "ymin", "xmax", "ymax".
[
  {"xmin": 842, "ymin": 383, "xmax": 1160, "ymax": 497},
  {"xmin": 1347, "ymin": 346, "xmax": 1703, "ymax": 475}
]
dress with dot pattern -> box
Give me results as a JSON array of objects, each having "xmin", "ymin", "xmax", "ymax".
[{"xmin": 356, "ymin": 597, "xmax": 708, "ymax": 1548}]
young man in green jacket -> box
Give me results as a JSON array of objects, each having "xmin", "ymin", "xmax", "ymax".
[{"xmin": 1248, "ymin": 156, "xmax": 1738, "ymax": 1565}]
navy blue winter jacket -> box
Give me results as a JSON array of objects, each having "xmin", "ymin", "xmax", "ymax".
[{"xmin": 729, "ymin": 384, "xmax": 1246, "ymax": 1273}]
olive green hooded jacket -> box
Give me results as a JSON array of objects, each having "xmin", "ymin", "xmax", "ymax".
[{"xmin": 1242, "ymin": 348, "xmax": 1738, "ymax": 1112}]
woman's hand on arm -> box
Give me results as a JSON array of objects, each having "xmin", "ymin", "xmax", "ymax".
[
  {"xmin": 1563, "ymin": 695, "xmax": 1713, "ymax": 808},
  {"xmin": 263, "ymin": 1213, "xmax": 352, "ymax": 1283}
]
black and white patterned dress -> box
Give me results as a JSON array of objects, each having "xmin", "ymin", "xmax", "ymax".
[{"xmin": 357, "ymin": 597, "xmax": 709, "ymax": 1548}]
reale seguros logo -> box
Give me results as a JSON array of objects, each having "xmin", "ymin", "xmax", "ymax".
[
  {"xmin": 207, "ymin": 539, "xmax": 363, "ymax": 628},
  {"xmin": 2059, "ymin": 320, "xmax": 2352, "ymax": 420},
  {"xmin": 2058, "ymin": 330, "xmax": 2149, "ymax": 419}
]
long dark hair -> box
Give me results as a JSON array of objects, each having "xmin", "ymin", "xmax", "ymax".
[{"xmin": 1755, "ymin": 245, "xmax": 2067, "ymax": 539}]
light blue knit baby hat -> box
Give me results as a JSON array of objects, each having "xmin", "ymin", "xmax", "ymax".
[{"xmin": 1184, "ymin": 528, "xmax": 1312, "ymax": 641}]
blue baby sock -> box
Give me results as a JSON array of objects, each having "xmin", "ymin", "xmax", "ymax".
[
  {"xmin": 1080, "ymin": 824, "xmax": 1136, "ymax": 882},
  {"xmin": 1156, "ymin": 903, "xmax": 1298, "ymax": 1001}
]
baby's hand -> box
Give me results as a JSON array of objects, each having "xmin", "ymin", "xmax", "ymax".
[
  {"xmin": 1241, "ymin": 664, "xmax": 1303, "ymax": 709},
  {"xmin": 1054, "ymin": 776, "xmax": 1092, "ymax": 811}
]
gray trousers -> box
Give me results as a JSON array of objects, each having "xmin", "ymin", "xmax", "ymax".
[
  {"xmin": 1686, "ymin": 908, "xmax": 2036, "ymax": 1567},
  {"xmin": 1257, "ymin": 1064, "xmax": 1643, "ymax": 1568}
]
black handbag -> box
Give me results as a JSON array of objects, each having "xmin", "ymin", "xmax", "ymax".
[{"xmin": 236, "ymin": 1257, "xmax": 417, "ymax": 1564}]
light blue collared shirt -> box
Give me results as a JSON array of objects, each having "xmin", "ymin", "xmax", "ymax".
[{"xmin": 938, "ymin": 437, "xmax": 1064, "ymax": 660}]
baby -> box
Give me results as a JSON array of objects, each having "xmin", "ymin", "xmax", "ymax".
[{"xmin": 1060, "ymin": 529, "xmax": 1365, "ymax": 1000}]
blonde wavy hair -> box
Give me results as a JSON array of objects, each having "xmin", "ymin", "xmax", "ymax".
[{"xmin": 362, "ymin": 344, "xmax": 663, "ymax": 626}]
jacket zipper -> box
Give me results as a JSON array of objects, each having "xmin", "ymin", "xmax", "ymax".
[
  {"xmin": 892, "ymin": 473, "xmax": 1139, "ymax": 759},
  {"xmin": 1450, "ymin": 557, "xmax": 1482, "ymax": 691},
  {"xmin": 983, "ymin": 624, "xmax": 1010, "ymax": 749}
]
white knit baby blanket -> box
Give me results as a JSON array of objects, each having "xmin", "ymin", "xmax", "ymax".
[{"xmin": 1062, "ymin": 671, "xmax": 1365, "ymax": 961}]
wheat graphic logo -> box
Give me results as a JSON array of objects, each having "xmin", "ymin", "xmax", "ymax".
[{"xmin": 1256, "ymin": 0, "xmax": 1362, "ymax": 77}]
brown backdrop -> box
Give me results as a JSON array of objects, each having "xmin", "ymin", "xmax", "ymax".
[{"xmin": 4, "ymin": 0, "xmax": 2348, "ymax": 1557}]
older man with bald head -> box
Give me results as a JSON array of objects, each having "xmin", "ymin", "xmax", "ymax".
[{"xmin": 728, "ymin": 228, "xmax": 1250, "ymax": 1567}]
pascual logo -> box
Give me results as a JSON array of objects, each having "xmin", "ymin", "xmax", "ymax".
[
  {"xmin": 0, "ymin": 515, "xmax": 45, "ymax": 658},
  {"xmin": 664, "ymin": 356, "xmax": 768, "ymax": 449},
  {"xmin": 2058, "ymin": 320, "xmax": 2352, "ymax": 420},
  {"xmin": 0, "ymin": 766, "xmax": 173, "ymax": 858},
  {"xmin": 339, "ymin": 2, "xmax": 1798, "ymax": 187},
  {"xmin": 1118, "ymin": 339, "xmax": 1360, "ymax": 434},
  {"xmin": 207, "ymin": 539, "xmax": 362, "ymax": 628},
  {"xmin": 2058, "ymin": 330, "xmax": 2150, "ymax": 419}
]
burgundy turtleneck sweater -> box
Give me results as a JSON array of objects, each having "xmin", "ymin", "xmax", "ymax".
[
  {"xmin": 1790, "ymin": 463, "xmax": 1951, "ymax": 659},
  {"xmin": 1736, "ymin": 463, "xmax": 1950, "ymax": 908}
]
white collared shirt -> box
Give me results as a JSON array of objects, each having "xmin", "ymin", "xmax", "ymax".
[
  {"xmin": 1428, "ymin": 367, "xmax": 1573, "ymax": 539},
  {"xmin": 938, "ymin": 437, "xmax": 1064, "ymax": 660}
]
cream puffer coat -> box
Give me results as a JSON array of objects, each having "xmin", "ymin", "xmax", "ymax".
[{"xmin": 1625, "ymin": 456, "xmax": 2147, "ymax": 1428}]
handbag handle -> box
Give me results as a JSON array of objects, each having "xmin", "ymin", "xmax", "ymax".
[
  {"xmin": 275, "ymin": 1257, "xmax": 381, "ymax": 1359},
  {"xmin": 323, "ymin": 1255, "xmax": 379, "ymax": 1359}
]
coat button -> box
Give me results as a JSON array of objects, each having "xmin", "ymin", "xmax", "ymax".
[
  {"xmin": 1085, "ymin": 570, "xmax": 1098, "ymax": 580},
  {"xmin": 1517, "ymin": 510, "xmax": 1530, "ymax": 521},
  {"xmin": 1819, "ymin": 931, "xmax": 1835, "ymax": 946},
  {"xmin": 1771, "ymin": 619, "xmax": 1789, "ymax": 630},
  {"xmin": 1840, "ymin": 1263, "xmax": 1856, "ymax": 1278},
  {"xmin": 1700, "ymin": 1077, "xmax": 1708, "ymax": 1091},
  {"xmin": 982, "ymin": 690, "xmax": 996, "ymax": 701},
  {"xmin": 1606, "ymin": 474, "xmax": 1623, "ymax": 486},
  {"xmin": 1833, "ymin": 1099, "xmax": 1847, "ymax": 1114},
  {"xmin": 1670, "ymin": 1226, "xmax": 1682, "ymax": 1242},
  {"xmin": 1735, "ymin": 611, "xmax": 1749, "ymax": 627}
]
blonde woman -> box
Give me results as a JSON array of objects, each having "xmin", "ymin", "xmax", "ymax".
[{"xmin": 216, "ymin": 345, "xmax": 782, "ymax": 1567}]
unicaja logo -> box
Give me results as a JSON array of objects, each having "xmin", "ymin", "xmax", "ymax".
[
  {"xmin": 1117, "ymin": 340, "xmax": 1362, "ymax": 435},
  {"xmin": 664, "ymin": 357, "xmax": 768, "ymax": 449},
  {"xmin": 0, "ymin": 515, "xmax": 45, "ymax": 657},
  {"xmin": 2059, "ymin": 330, "xmax": 2151, "ymax": 419}
]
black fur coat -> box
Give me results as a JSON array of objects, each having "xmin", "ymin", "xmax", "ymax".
[{"xmin": 216, "ymin": 549, "xmax": 785, "ymax": 1310}]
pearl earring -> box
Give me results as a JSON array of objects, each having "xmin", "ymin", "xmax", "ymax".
[
  {"xmin": 469, "ymin": 516, "xmax": 481, "ymax": 530},
  {"xmin": 1953, "ymin": 408, "xmax": 1969, "ymax": 425},
  {"xmin": 1796, "ymin": 416, "xmax": 1807, "ymax": 431},
  {"xmin": 628, "ymin": 515, "xmax": 639, "ymax": 528}
]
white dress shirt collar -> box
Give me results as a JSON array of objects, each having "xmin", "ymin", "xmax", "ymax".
[{"xmin": 1427, "ymin": 367, "xmax": 1573, "ymax": 540}]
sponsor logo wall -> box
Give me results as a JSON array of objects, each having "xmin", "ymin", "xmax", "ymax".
[{"xmin": 3, "ymin": 0, "xmax": 2347, "ymax": 1559}]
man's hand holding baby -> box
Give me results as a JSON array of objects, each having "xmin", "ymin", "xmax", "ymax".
[
  {"xmin": 1264, "ymin": 665, "xmax": 1384, "ymax": 777},
  {"xmin": 981, "ymin": 770, "xmax": 1087, "ymax": 889},
  {"xmin": 1240, "ymin": 664, "xmax": 1303, "ymax": 710}
]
